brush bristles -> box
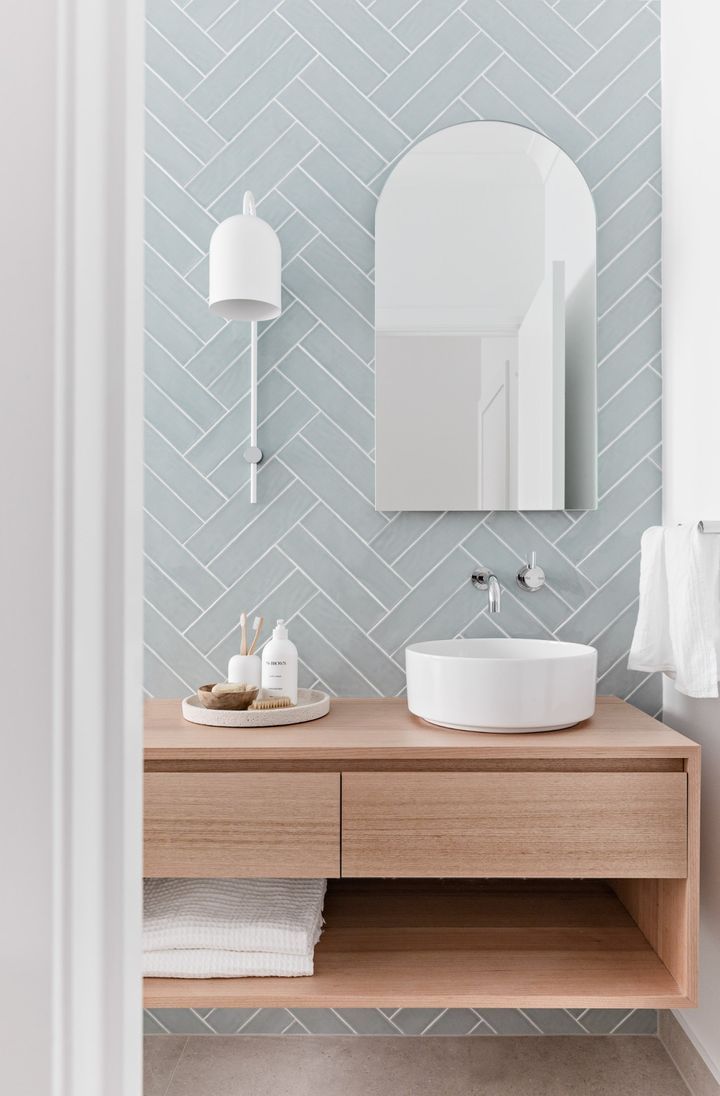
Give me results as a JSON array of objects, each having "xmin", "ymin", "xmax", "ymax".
[{"xmin": 249, "ymin": 696, "xmax": 293, "ymax": 710}]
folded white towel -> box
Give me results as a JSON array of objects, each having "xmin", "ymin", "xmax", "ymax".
[
  {"xmin": 628, "ymin": 525, "xmax": 720, "ymax": 698},
  {"xmin": 143, "ymin": 878, "xmax": 326, "ymax": 978},
  {"xmin": 144, "ymin": 947, "xmax": 316, "ymax": 979}
]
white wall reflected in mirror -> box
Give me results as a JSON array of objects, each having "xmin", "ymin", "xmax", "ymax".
[{"xmin": 375, "ymin": 121, "xmax": 597, "ymax": 512}]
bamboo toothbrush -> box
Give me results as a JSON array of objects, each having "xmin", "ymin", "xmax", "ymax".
[
  {"xmin": 239, "ymin": 611, "xmax": 247, "ymax": 656},
  {"xmin": 248, "ymin": 615, "xmax": 264, "ymax": 655}
]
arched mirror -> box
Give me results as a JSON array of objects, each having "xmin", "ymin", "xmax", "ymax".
[{"xmin": 375, "ymin": 121, "xmax": 597, "ymax": 512}]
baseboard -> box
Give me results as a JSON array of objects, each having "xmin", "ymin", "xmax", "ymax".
[{"xmin": 659, "ymin": 1013, "xmax": 720, "ymax": 1096}]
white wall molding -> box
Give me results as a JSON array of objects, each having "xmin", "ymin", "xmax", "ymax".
[
  {"xmin": 55, "ymin": 2, "xmax": 145, "ymax": 1093},
  {"xmin": 0, "ymin": 1, "xmax": 144, "ymax": 1092}
]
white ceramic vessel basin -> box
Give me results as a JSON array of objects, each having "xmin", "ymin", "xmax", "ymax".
[{"xmin": 405, "ymin": 638, "xmax": 597, "ymax": 733}]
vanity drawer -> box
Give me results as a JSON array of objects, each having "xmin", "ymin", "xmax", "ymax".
[
  {"xmin": 342, "ymin": 772, "xmax": 687, "ymax": 879},
  {"xmin": 144, "ymin": 773, "xmax": 340, "ymax": 878}
]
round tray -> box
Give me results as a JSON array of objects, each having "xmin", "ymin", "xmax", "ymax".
[{"xmin": 181, "ymin": 688, "xmax": 330, "ymax": 728}]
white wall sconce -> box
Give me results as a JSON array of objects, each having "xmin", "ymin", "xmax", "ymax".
[{"xmin": 209, "ymin": 191, "xmax": 282, "ymax": 503}]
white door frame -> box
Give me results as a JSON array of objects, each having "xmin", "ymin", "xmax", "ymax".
[
  {"xmin": 56, "ymin": 2, "xmax": 145, "ymax": 1093},
  {"xmin": 0, "ymin": 1, "xmax": 145, "ymax": 1093}
]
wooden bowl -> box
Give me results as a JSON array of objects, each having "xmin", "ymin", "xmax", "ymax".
[{"xmin": 196, "ymin": 684, "xmax": 259, "ymax": 711}]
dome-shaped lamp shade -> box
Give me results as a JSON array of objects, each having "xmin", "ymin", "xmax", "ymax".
[{"xmin": 209, "ymin": 211, "xmax": 282, "ymax": 321}]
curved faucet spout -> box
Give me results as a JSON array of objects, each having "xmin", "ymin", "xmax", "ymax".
[
  {"xmin": 471, "ymin": 568, "xmax": 502, "ymax": 613},
  {"xmin": 487, "ymin": 573, "xmax": 501, "ymax": 613}
]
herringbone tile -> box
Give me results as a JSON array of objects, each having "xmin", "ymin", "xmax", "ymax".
[{"xmin": 144, "ymin": 0, "xmax": 663, "ymax": 1035}]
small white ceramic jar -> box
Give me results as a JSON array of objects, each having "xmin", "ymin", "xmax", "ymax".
[{"xmin": 227, "ymin": 653, "xmax": 261, "ymax": 688}]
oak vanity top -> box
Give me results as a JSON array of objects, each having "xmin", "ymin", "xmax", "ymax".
[{"xmin": 145, "ymin": 695, "xmax": 698, "ymax": 762}]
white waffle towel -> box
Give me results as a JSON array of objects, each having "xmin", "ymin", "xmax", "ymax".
[
  {"xmin": 143, "ymin": 948, "xmax": 315, "ymax": 978},
  {"xmin": 143, "ymin": 878, "xmax": 326, "ymax": 978}
]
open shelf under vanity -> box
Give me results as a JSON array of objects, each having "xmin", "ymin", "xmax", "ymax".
[
  {"xmin": 143, "ymin": 697, "xmax": 700, "ymax": 1012},
  {"xmin": 144, "ymin": 877, "xmax": 688, "ymax": 1010}
]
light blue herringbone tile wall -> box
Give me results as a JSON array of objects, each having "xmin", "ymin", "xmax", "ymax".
[
  {"xmin": 143, "ymin": 0, "xmax": 662, "ymax": 1037},
  {"xmin": 144, "ymin": 0, "xmax": 661, "ymax": 715}
]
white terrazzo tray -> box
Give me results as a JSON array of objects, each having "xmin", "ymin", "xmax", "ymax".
[{"xmin": 181, "ymin": 688, "xmax": 330, "ymax": 728}]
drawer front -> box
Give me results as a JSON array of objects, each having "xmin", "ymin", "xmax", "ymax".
[
  {"xmin": 145, "ymin": 773, "xmax": 340, "ymax": 878},
  {"xmin": 342, "ymin": 772, "xmax": 687, "ymax": 879}
]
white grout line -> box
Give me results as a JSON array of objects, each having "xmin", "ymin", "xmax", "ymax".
[
  {"xmin": 516, "ymin": 1009, "xmax": 547, "ymax": 1035},
  {"xmin": 575, "ymin": 487, "xmax": 661, "ymax": 569},
  {"xmin": 557, "ymin": 12, "xmax": 658, "ymax": 102},
  {"xmin": 183, "ymin": 97, "xmax": 295, "ymax": 188},
  {"xmin": 597, "ymin": 351, "xmax": 660, "ymax": 411},
  {"xmin": 296, "ymin": 430, "xmax": 378, "ymax": 507},
  {"xmin": 305, "ymin": 0, "xmax": 404, "ymax": 88},
  {"xmin": 145, "ymin": 550, "xmax": 205, "ymax": 613},
  {"xmin": 144, "ymin": 640, "xmax": 198, "ymax": 695},
  {"xmin": 146, "ymin": 20, "xmax": 207, "ymax": 82},
  {"xmin": 192, "ymin": 116, "xmax": 313, "ymax": 213},
  {"xmin": 147, "ymin": 64, "xmax": 229, "ymax": 146},
  {"xmin": 292, "ymin": 162, "xmax": 375, "ymax": 250},
  {"xmin": 283, "ymin": 330, "xmax": 375, "ymax": 434},
  {"xmin": 597, "ymin": 213, "xmax": 660, "ymax": 277},
  {"xmin": 493, "ymin": 0, "xmax": 575, "ymax": 79},
  {"xmin": 597, "ymin": 267, "xmax": 660, "ymax": 322},
  {"xmin": 144, "ymin": 109, "xmax": 205, "ymax": 175},
  {"xmin": 299, "ymin": 321, "xmax": 374, "ymax": 381},
  {"xmin": 206, "ymin": 316, "xmax": 318, "ymax": 403},
  {"xmin": 293, "ymin": 245, "xmax": 373, "ymax": 331},
  {"xmin": 200, "ymin": 27, "xmax": 313, "ymax": 124},
  {"xmin": 145, "ymin": 374, "xmax": 208, "ymax": 438},
  {"xmin": 145, "ymin": 599, "xmax": 226, "ymax": 676},
  {"xmin": 145, "ymin": 417, "xmax": 229, "ymax": 503},
  {"xmin": 184, "ymin": 380, "xmax": 298, "ymax": 476},
  {"xmin": 596, "ymin": 174, "xmax": 659, "ymax": 230},
  {"xmin": 171, "ymin": 0, "xmax": 234, "ymax": 49},
  {"xmin": 386, "ymin": 565, "xmax": 483, "ymax": 658},
  {"xmin": 554, "ymin": 550, "xmax": 641, "ymax": 637},
  {"xmin": 389, "ymin": 511, "xmax": 450, "ymax": 568},
  {"xmin": 381, "ymin": 28, "xmax": 481, "ymax": 131},
  {"xmin": 550, "ymin": 3, "xmax": 597, "ymax": 48},
  {"xmin": 598, "ymin": 305, "xmax": 660, "ymax": 367},
  {"xmin": 291, "ymin": 601, "xmax": 386, "ymax": 696},
  {"xmin": 276, "ymin": 278, "xmax": 375, "ymax": 370},
  {"xmin": 202, "ymin": 563, "xmax": 320, "ymax": 663},
  {"xmin": 286, "ymin": 524, "xmax": 389, "ymax": 614},
  {"xmin": 598, "ymin": 401, "xmax": 661, "ymax": 472}
]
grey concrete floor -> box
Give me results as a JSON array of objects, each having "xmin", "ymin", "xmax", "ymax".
[{"xmin": 145, "ymin": 1035, "xmax": 692, "ymax": 1096}]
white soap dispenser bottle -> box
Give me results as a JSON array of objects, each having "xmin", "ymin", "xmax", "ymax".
[{"xmin": 261, "ymin": 619, "xmax": 298, "ymax": 703}]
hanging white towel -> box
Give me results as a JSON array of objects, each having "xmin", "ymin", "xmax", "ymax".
[
  {"xmin": 143, "ymin": 878, "xmax": 326, "ymax": 978},
  {"xmin": 628, "ymin": 525, "xmax": 720, "ymax": 698}
]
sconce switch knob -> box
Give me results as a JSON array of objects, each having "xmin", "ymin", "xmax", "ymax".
[{"xmin": 243, "ymin": 445, "xmax": 263, "ymax": 465}]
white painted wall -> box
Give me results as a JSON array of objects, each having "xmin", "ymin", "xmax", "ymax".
[
  {"xmin": 0, "ymin": 4, "xmax": 57, "ymax": 1091},
  {"xmin": 662, "ymin": 0, "xmax": 720, "ymax": 1080}
]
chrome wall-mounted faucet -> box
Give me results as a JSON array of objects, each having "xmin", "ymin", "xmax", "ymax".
[{"xmin": 471, "ymin": 567, "xmax": 501, "ymax": 613}]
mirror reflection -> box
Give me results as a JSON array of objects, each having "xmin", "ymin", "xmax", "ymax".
[{"xmin": 375, "ymin": 121, "xmax": 597, "ymax": 512}]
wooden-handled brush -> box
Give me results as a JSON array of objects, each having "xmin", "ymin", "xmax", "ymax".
[{"xmin": 248, "ymin": 615, "xmax": 264, "ymax": 655}]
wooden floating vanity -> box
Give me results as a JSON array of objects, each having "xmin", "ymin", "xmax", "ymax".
[{"xmin": 144, "ymin": 696, "xmax": 699, "ymax": 1010}]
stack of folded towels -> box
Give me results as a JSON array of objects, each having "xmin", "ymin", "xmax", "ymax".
[{"xmin": 143, "ymin": 877, "xmax": 327, "ymax": 978}]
